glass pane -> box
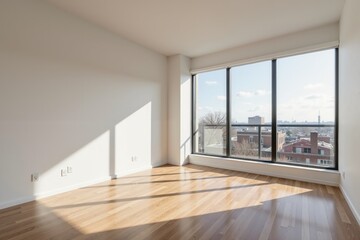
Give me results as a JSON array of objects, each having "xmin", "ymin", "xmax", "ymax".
[
  {"xmin": 230, "ymin": 61, "xmax": 272, "ymax": 160},
  {"xmin": 277, "ymin": 50, "xmax": 335, "ymax": 123},
  {"xmin": 277, "ymin": 49, "xmax": 336, "ymax": 168},
  {"xmin": 231, "ymin": 126, "xmax": 273, "ymax": 160},
  {"xmin": 193, "ymin": 69, "xmax": 227, "ymax": 156}
]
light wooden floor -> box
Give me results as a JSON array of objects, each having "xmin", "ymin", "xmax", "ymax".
[{"xmin": 1, "ymin": 164, "xmax": 359, "ymax": 240}]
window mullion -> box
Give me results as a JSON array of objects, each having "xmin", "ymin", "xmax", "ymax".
[
  {"xmin": 226, "ymin": 67, "xmax": 231, "ymax": 157},
  {"xmin": 335, "ymin": 48, "xmax": 339, "ymax": 170},
  {"xmin": 271, "ymin": 59, "xmax": 277, "ymax": 162},
  {"xmin": 191, "ymin": 74, "xmax": 196, "ymax": 154}
]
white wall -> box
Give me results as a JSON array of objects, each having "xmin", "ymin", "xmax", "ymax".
[
  {"xmin": 0, "ymin": 0, "xmax": 167, "ymax": 209},
  {"xmin": 339, "ymin": 0, "xmax": 360, "ymax": 224},
  {"xmin": 167, "ymin": 56, "xmax": 180, "ymax": 165},
  {"xmin": 191, "ymin": 23, "xmax": 339, "ymax": 72},
  {"xmin": 167, "ymin": 55, "xmax": 191, "ymax": 165},
  {"xmin": 180, "ymin": 56, "xmax": 192, "ymax": 165}
]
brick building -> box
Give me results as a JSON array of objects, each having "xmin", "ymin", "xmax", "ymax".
[
  {"xmin": 237, "ymin": 130, "xmax": 286, "ymax": 150},
  {"xmin": 278, "ymin": 131, "xmax": 334, "ymax": 166}
]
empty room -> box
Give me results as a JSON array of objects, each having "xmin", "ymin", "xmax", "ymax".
[{"xmin": 1, "ymin": 0, "xmax": 360, "ymax": 239}]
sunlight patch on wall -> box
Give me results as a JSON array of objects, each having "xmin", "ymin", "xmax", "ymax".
[{"xmin": 115, "ymin": 102, "xmax": 152, "ymax": 175}]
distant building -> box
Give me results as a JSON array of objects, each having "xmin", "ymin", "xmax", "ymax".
[
  {"xmin": 237, "ymin": 130, "xmax": 286, "ymax": 150},
  {"xmin": 235, "ymin": 116, "xmax": 285, "ymax": 158},
  {"xmin": 248, "ymin": 116, "xmax": 264, "ymax": 125},
  {"xmin": 318, "ymin": 136, "xmax": 331, "ymax": 143},
  {"xmin": 278, "ymin": 131, "xmax": 334, "ymax": 166}
]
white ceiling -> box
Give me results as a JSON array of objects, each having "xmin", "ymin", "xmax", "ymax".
[{"xmin": 45, "ymin": 0, "xmax": 345, "ymax": 58}]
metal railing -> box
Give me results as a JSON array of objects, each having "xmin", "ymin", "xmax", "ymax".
[{"xmin": 194, "ymin": 123, "xmax": 335, "ymax": 166}]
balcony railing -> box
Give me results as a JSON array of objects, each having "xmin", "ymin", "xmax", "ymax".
[{"xmin": 194, "ymin": 123, "xmax": 335, "ymax": 168}]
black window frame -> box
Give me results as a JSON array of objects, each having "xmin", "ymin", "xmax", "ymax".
[
  {"xmin": 304, "ymin": 148, "xmax": 311, "ymax": 154},
  {"xmin": 191, "ymin": 48, "xmax": 339, "ymax": 170}
]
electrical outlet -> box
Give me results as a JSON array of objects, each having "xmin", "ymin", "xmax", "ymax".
[
  {"xmin": 61, "ymin": 169, "xmax": 67, "ymax": 177},
  {"xmin": 342, "ymin": 171, "xmax": 346, "ymax": 179},
  {"xmin": 67, "ymin": 166, "xmax": 72, "ymax": 174},
  {"xmin": 31, "ymin": 173, "xmax": 39, "ymax": 182}
]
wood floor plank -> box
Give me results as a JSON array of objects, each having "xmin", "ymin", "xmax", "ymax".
[{"xmin": 0, "ymin": 164, "xmax": 359, "ymax": 240}]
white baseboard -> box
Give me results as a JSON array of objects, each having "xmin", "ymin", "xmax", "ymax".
[
  {"xmin": 0, "ymin": 196, "xmax": 37, "ymax": 210},
  {"xmin": 0, "ymin": 176, "xmax": 112, "ymax": 210},
  {"xmin": 0, "ymin": 162, "xmax": 167, "ymax": 210},
  {"xmin": 114, "ymin": 162, "xmax": 166, "ymax": 178},
  {"xmin": 35, "ymin": 176, "xmax": 113, "ymax": 199},
  {"xmin": 190, "ymin": 154, "xmax": 340, "ymax": 186},
  {"xmin": 339, "ymin": 185, "xmax": 360, "ymax": 226},
  {"xmin": 150, "ymin": 160, "xmax": 168, "ymax": 168}
]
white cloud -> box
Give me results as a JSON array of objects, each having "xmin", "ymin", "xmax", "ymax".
[
  {"xmin": 286, "ymin": 94, "xmax": 331, "ymax": 107},
  {"xmin": 248, "ymin": 106, "xmax": 261, "ymax": 112},
  {"xmin": 254, "ymin": 90, "xmax": 269, "ymax": 96},
  {"xmin": 205, "ymin": 80, "xmax": 217, "ymax": 85},
  {"xmin": 217, "ymin": 95, "xmax": 226, "ymax": 101},
  {"xmin": 237, "ymin": 89, "xmax": 270, "ymax": 97},
  {"xmin": 240, "ymin": 102, "xmax": 253, "ymax": 106},
  {"xmin": 237, "ymin": 91, "xmax": 253, "ymax": 97},
  {"xmin": 304, "ymin": 94, "xmax": 324, "ymax": 100},
  {"xmin": 278, "ymin": 94, "xmax": 335, "ymax": 121},
  {"xmin": 304, "ymin": 83, "xmax": 323, "ymax": 90}
]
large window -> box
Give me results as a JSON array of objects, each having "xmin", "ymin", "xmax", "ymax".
[{"xmin": 192, "ymin": 48, "xmax": 338, "ymax": 169}]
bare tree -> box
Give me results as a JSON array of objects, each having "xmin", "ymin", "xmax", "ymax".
[
  {"xmin": 232, "ymin": 140, "xmax": 258, "ymax": 157},
  {"xmin": 200, "ymin": 111, "xmax": 226, "ymax": 126}
]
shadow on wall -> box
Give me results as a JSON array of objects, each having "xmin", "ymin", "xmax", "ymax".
[
  {"xmin": 29, "ymin": 102, "xmax": 153, "ymax": 196},
  {"xmin": 0, "ymin": 0, "xmax": 167, "ymax": 208}
]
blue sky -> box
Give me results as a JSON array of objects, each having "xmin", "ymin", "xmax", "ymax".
[{"xmin": 196, "ymin": 49, "xmax": 335, "ymax": 123}]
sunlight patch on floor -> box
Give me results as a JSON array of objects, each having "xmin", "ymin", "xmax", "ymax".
[{"xmin": 40, "ymin": 179, "xmax": 312, "ymax": 235}]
